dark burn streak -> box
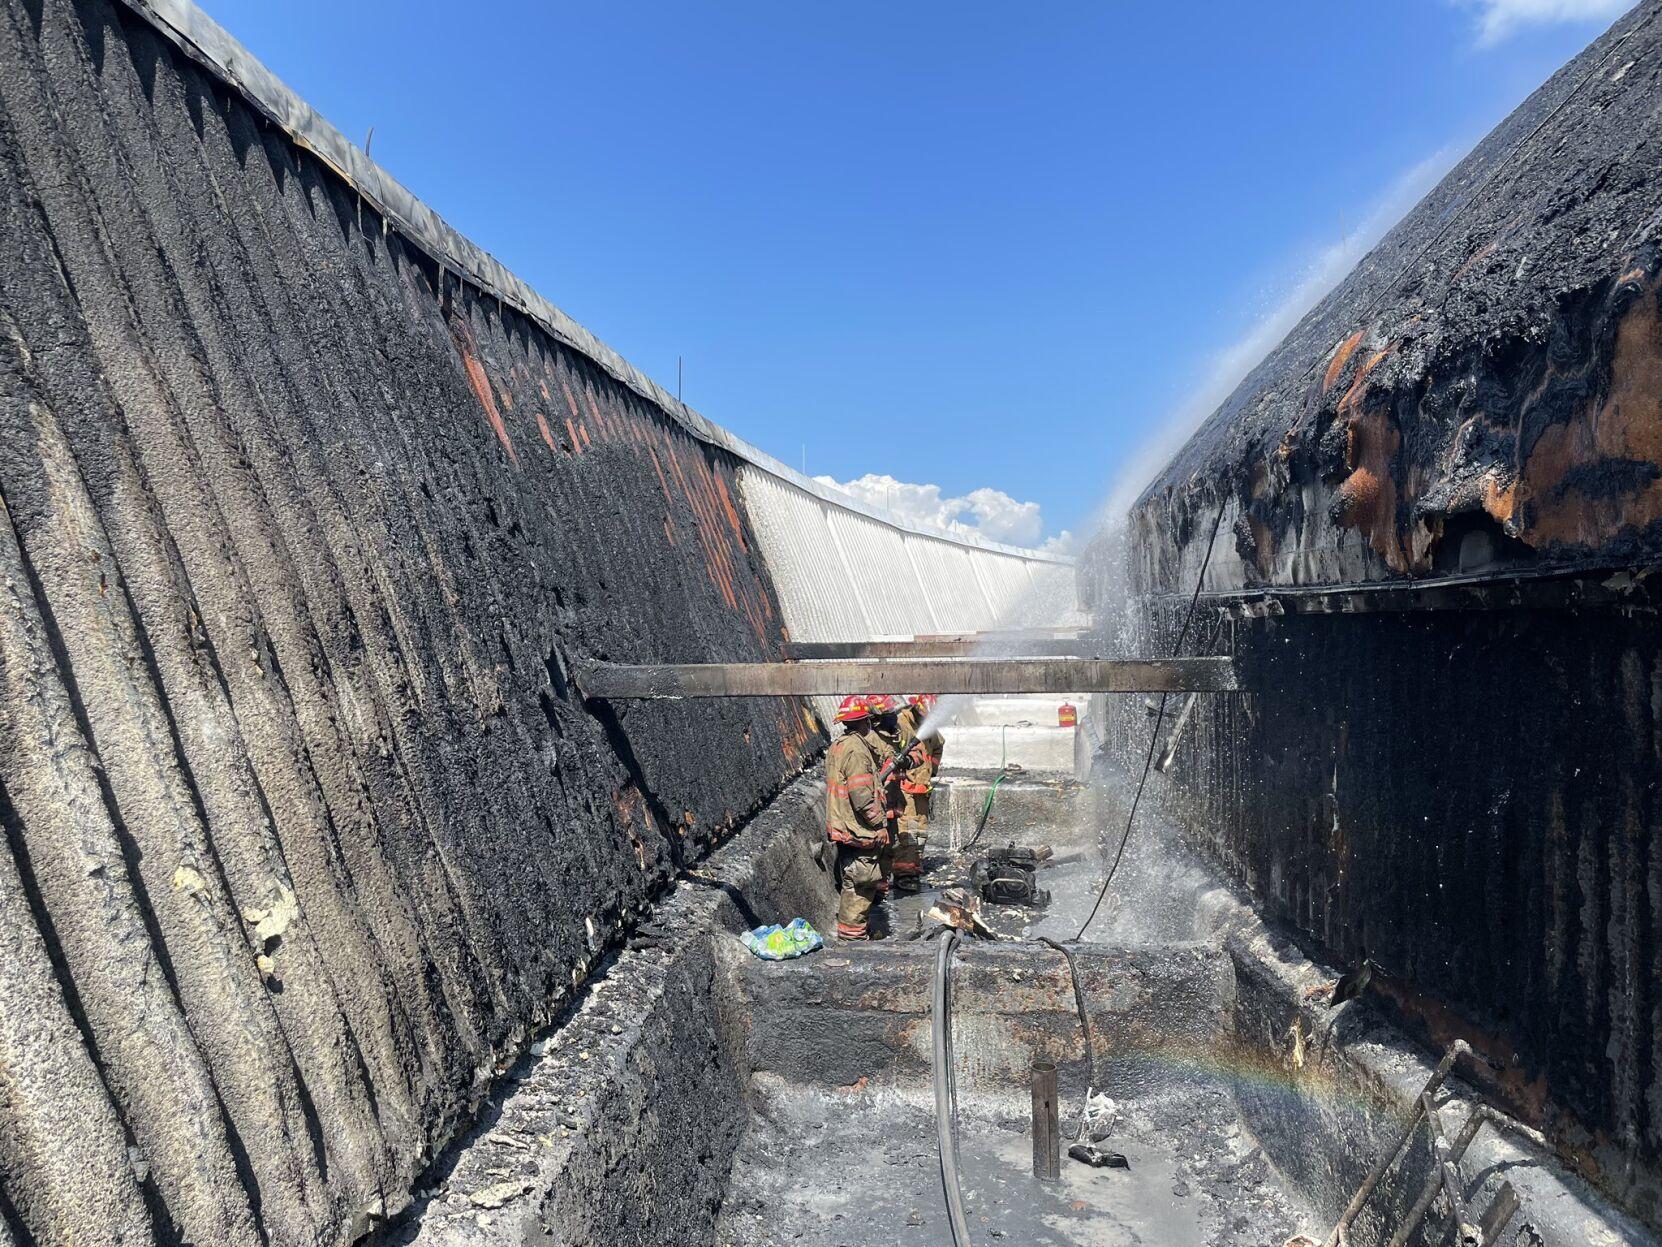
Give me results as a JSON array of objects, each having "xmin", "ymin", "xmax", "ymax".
[{"xmin": 1130, "ymin": 260, "xmax": 1662, "ymax": 597}]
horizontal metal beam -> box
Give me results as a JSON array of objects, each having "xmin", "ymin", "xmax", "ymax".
[
  {"xmin": 1199, "ymin": 563, "xmax": 1661, "ymax": 618},
  {"xmin": 577, "ymin": 657, "xmax": 1236, "ymax": 699},
  {"xmin": 788, "ymin": 638, "xmax": 1088, "ymax": 659}
]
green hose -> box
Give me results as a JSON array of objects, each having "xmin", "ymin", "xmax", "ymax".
[
  {"xmin": 964, "ymin": 763, "xmax": 1016, "ymax": 851},
  {"xmin": 962, "ymin": 724, "xmax": 1025, "ymax": 852}
]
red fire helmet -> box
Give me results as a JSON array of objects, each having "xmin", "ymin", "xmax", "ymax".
[
  {"xmin": 863, "ymin": 693, "xmax": 898, "ymax": 715},
  {"xmin": 833, "ymin": 695, "xmax": 872, "ymax": 723}
]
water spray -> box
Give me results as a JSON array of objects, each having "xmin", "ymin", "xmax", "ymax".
[{"xmin": 1073, "ymin": 497, "xmax": 1227, "ymax": 942}]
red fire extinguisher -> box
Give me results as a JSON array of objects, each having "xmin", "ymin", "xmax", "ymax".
[{"xmin": 1058, "ymin": 702, "xmax": 1077, "ymax": 728}]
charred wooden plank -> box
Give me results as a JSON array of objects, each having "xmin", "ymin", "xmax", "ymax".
[
  {"xmin": 787, "ymin": 638, "xmax": 1089, "ymax": 659},
  {"xmin": 577, "ymin": 657, "xmax": 1237, "ymax": 698}
]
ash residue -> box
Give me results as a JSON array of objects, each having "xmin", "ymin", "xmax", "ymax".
[{"xmin": 715, "ymin": 1079, "xmax": 1314, "ymax": 1246}]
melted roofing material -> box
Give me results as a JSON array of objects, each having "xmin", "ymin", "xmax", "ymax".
[{"xmin": 1132, "ymin": 2, "xmax": 1662, "ymax": 594}]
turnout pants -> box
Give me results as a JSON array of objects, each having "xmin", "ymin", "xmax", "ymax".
[
  {"xmin": 835, "ymin": 844, "xmax": 884, "ymax": 938},
  {"xmin": 894, "ymin": 795, "xmax": 930, "ymax": 881}
]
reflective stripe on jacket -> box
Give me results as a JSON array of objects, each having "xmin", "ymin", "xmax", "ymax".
[{"xmin": 826, "ymin": 731, "xmax": 888, "ymax": 846}]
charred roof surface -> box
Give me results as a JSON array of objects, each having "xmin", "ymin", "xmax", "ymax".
[{"xmin": 1133, "ymin": 2, "xmax": 1662, "ymax": 593}]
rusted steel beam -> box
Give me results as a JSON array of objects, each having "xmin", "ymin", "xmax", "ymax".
[
  {"xmin": 1385, "ymin": 1105, "xmax": 1545, "ymax": 1247},
  {"xmin": 1477, "ymin": 1183, "xmax": 1520, "ymax": 1242},
  {"xmin": 1420, "ymin": 1091, "xmax": 1481, "ymax": 1246},
  {"xmin": 787, "ymin": 638, "xmax": 1089, "ymax": 659},
  {"xmin": 1323, "ymin": 1040, "xmax": 1473, "ymax": 1247},
  {"xmin": 577, "ymin": 657, "xmax": 1237, "ymax": 699}
]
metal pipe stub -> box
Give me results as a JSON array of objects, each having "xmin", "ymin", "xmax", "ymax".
[{"xmin": 1032, "ymin": 1060, "xmax": 1061, "ymax": 1181}]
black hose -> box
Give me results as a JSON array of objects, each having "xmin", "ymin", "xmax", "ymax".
[
  {"xmin": 1037, "ymin": 937, "xmax": 1098, "ymax": 1140},
  {"xmin": 933, "ymin": 929, "xmax": 972, "ymax": 1247}
]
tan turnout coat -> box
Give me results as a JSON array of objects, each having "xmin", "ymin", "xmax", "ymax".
[{"xmin": 825, "ymin": 731, "xmax": 888, "ymax": 846}]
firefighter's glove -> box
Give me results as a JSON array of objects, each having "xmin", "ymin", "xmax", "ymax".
[{"xmin": 879, "ymin": 742, "xmax": 923, "ymax": 786}]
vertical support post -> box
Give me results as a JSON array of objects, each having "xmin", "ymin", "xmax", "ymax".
[{"xmin": 1031, "ymin": 1059, "xmax": 1060, "ymax": 1180}]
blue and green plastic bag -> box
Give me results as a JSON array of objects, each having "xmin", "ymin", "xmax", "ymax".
[{"xmin": 741, "ymin": 918, "xmax": 823, "ymax": 960}]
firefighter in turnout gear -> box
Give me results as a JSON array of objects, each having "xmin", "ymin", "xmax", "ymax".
[
  {"xmin": 825, "ymin": 696, "xmax": 891, "ymax": 940},
  {"xmin": 864, "ymin": 694, "xmax": 905, "ymax": 895},
  {"xmin": 892, "ymin": 694, "xmax": 944, "ymax": 889}
]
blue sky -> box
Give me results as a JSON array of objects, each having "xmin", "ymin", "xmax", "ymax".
[{"xmin": 201, "ymin": 0, "xmax": 1632, "ymax": 549}]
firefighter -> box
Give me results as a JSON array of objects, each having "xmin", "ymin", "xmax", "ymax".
[
  {"xmin": 825, "ymin": 695, "xmax": 891, "ymax": 940},
  {"xmin": 864, "ymin": 694, "xmax": 905, "ymax": 895},
  {"xmin": 892, "ymin": 694, "xmax": 944, "ymax": 890}
]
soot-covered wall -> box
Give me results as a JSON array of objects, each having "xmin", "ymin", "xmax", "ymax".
[
  {"xmin": 1103, "ymin": 598, "xmax": 1662, "ymax": 1223},
  {"xmin": 1089, "ymin": 0, "xmax": 1662, "ymax": 1227},
  {"xmin": 0, "ymin": 1, "xmax": 821, "ymax": 1243}
]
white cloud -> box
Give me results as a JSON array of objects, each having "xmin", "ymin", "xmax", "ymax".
[
  {"xmin": 812, "ymin": 471, "xmax": 1071, "ymax": 552},
  {"xmin": 1037, "ymin": 529, "xmax": 1078, "ymax": 556},
  {"xmin": 1457, "ymin": 0, "xmax": 1634, "ymax": 44}
]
